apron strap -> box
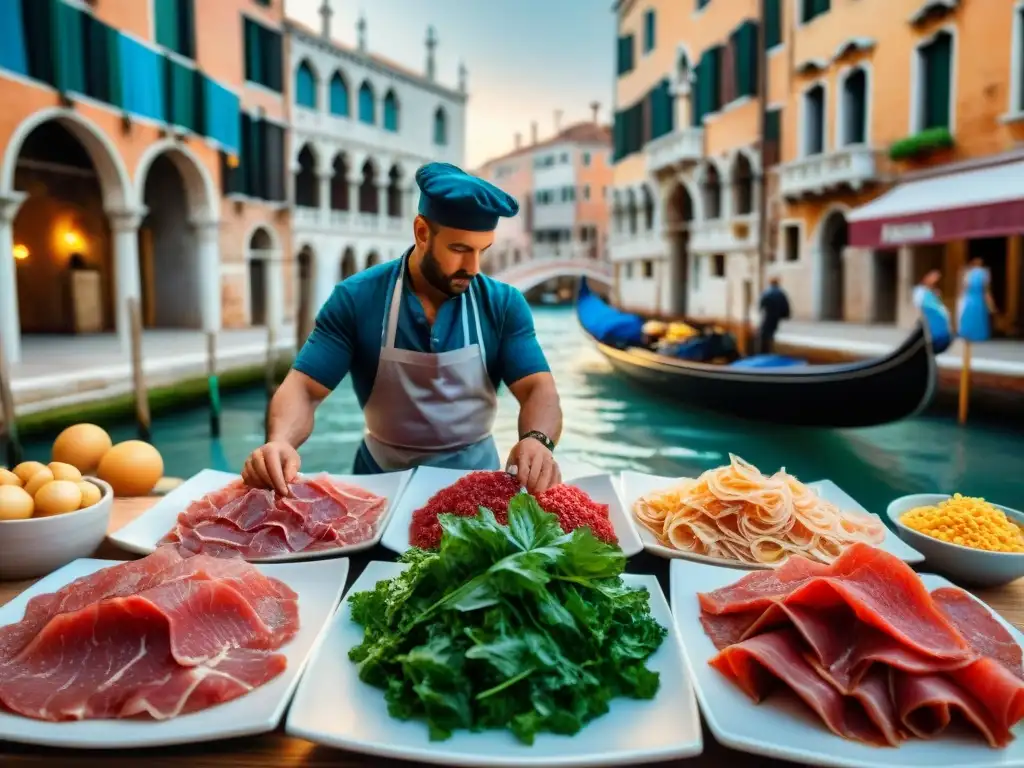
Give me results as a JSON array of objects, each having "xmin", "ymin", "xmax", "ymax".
[
  {"xmin": 382, "ymin": 254, "xmax": 407, "ymax": 349},
  {"xmin": 470, "ymin": 282, "xmax": 487, "ymax": 361}
]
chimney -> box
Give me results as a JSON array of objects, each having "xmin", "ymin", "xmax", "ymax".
[
  {"xmin": 356, "ymin": 14, "xmax": 367, "ymax": 52},
  {"xmin": 318, "ymin": 0, "xmax": 333, "ymax": 39},
  {"xmin": 514, "ymin": 132, "xmax": 522, "ymax": 149},
  {"xmin": 554, "ymin": 109, "xmax": 563, "ymax": 133},
  {"xmin": 530, "ymin": 121, "xmax": 538, "ymax": 144},
  {"xmin": 425, "ymin": 26, "xmax": 438, "ymax": 81},
  {"xmin": 590, "ymin": 101, "xmax": 600, "ymax": 123}
]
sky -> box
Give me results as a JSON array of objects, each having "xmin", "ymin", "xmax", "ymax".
[{"xmin": 285, "ymin": 0, "xmax": 615, "ymax": 168}]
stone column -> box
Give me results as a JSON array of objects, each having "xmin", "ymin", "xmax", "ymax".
[
  {"xmin": 318, "ymin": 171, "xmax": 331, "ymax": 220},
  {"xmin": 313, "ymin": 250, "xmax": 335, "ymax": 311},
  {"xmin": 377, "ymin": 183, "xmax": 388, "ymax": 220},
  {"xmin": 896, "ymin": 245, "xmax": 915, "ymax": 327},
  {"xmin": 109, "ymin": 207, "xmax": 145, "ymax": 354},
  {"xmin": 267, "ymin": 250, "xmax": 285, "ymax": 332},
  {"xmin": 349, "ymin": 179, "xmax": 360, "ymax": 214},
  {"xmin": 0, "ymin": 192, "xmax": 27, "ymax": 364},
  {"xmin": 193, "ymin": 217, "xmax": 222, "ymax": 332}
]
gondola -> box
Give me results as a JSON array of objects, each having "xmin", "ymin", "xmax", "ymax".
[{"xmin": 575, "ymin": 279, "xmax": 941, "ymax": 428}]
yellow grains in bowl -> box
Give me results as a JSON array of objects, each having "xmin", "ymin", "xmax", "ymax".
[{"xmin": 900, "ymin": 494, "xmax": 1024, "ymax": 553}]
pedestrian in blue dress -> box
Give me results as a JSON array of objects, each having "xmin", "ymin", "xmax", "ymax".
[{"xmin": 956, "ymin": 257, "xmax": 994, "ymax": 342}]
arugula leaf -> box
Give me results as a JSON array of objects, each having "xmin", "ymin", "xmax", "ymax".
[{"xmin": 347, "ymin": 490, "xmax": 667, "ymax": 745}]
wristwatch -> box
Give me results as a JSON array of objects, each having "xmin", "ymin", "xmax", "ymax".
[{"xmin": 521, "ymin": 430, "xmax": 555, "ymax": 452}]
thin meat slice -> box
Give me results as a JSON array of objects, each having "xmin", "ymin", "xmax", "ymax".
[
  {"xmin": 933, "ymin": 587, "xmax": 1024, "ymax": 678},
  {"xmin": 0, "ymin": 546, "xmax": 185, "ymax": 663},
  {"xmin": 119, "ymin": 648, "xmax": 287, "ymax": 720},
  {"xmin": 698, "ymin": 557, "xmax": 830, "ymax": 615},
  {"xmin": 710, "ymin": 629, "xmax": 890, "ymax": 746},
  {"xmin": 844, "ymin": 665, "xmax": 904, "ymax": 747},
  {"xmin": 892, "ymin": 670, "xmax": 1011, "ymax": 747},
  {"xmin": 0, "ymin": 593, "xmax": 287, "ymax": 721},
  {"xmin": 160, "ymin": 475, "xmax": 388, "ymax": 558}
]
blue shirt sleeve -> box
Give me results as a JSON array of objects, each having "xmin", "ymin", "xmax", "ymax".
[
  {"xmin": 292, "ymin": 285, "xmax": 356, "ymax": 390},
  {"xmin": 498, "ymin": 288, "xmax": 550, "ymax": 386}
]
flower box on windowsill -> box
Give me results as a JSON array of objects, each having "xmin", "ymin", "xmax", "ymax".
[{"xmin": 888, "ymin": 127, "xmax": 954, "ymax": 162}]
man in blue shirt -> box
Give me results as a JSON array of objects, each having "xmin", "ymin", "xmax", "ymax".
[
  {"xmin": 241, "ymin": 162, "xmax": 563, "ymax": 495},
  {"xmin": 758, "ymin": 277, "xmax": 791, "ymax": 354}
]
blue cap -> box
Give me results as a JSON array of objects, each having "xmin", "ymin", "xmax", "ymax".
[{"xmin": 415, "ymin": 162, "xmax": 519, "ymax": 232}]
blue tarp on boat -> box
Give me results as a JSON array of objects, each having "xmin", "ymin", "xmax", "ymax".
[
  {"xmin": 576, "ymin": 280, "xmax": 645, "ymax": 347},
  {"xmin": 729, "ymin": 354, "xmax": 807, "ymax": 369}
]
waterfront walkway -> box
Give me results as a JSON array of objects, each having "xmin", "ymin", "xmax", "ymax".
[
  {"xmin": 778, "ymin": 321, "xmax": 1024, "ymax": 376},
  {"xmin": 11, "ymin": 328, "xmax": 297, "ymax": 414},
  {"xmin": 7, "ymin": 319, "xmax": 1022, "ymax": 416}
]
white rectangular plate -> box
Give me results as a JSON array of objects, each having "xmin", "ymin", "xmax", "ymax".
[
  {"xmin": 620, "ymin": 471, "xmax": 924, "ymax": 569},
  {"xmin": 286, "ymin": 560, "xmax": 702, "ymax": 766},
  {"xmin": 670, "ymin": 557, "xmax": 1024, "ymax": 767},
  {"xmin": 107, "ymin": 468, "xmax": 413, "ymax": 562},
  {"xmin": 0, "ymin": 555, "xmax": 350, "ymax": 749},
  {"xmin": 379, "ymin": 467, "xmax": 643, "ymax": 557}
]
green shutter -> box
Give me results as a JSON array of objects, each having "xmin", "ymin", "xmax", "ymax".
[
  {"xmin": 766, "ymin": 0, "xmax": 782, "ymax": 48},
  {"xmin": 154, "ymin": 0, "xmax": 180, "ymax": 53},
  {"xmin": 923, "ymin": 33, "xmax": 952, "ymax": 130},
  {"xmin": 707, "ymin": 47, "xmax": 722, "ymax": 112},
  {"xmin": 244, "ymin": 18, "xmax": 260, "ymax": 83},
  {"xmin": 178, "ymin": 0, "xmax": 195, "ymax": 59},
  {"xmin": 766, "ymin": 108, "xmax": 781, "ymax": 141},
  {"xmin": 250, "ymin": 116, "xmax": 265, "ymax": 198},
  {"xmin": 265, "ymin": 28, "xmax": 283, "ymax": 92},
  {"xmin": 83, "ymin": 15, "xmax": 121, "ymax": 106},
  {"xmin": 165, "ymin": 56, "xmax": 197, "ymax": 131},
  {"xmin": 734, "ymin": 21, "xmax": 758, "ymax": 98},
  {"xmin": 55, "ymin": 2, "xmax": 85, "ymax": 94}
]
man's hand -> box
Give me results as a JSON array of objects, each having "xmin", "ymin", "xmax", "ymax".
[
  {"xmin": 242, "ymin": 441, "xmax": 301, "ymax": 497},
  {"xmin": 506, "ymin": 438, "xmax": 560, "ymax": 495}
]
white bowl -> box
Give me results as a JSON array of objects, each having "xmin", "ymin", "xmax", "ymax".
[
  {"xmin": 0, "ymin": 477, "xmax": 113, "ymax": 581},
  {"xmin": 886, "ymin": 493, "xmax": 1024, "ymax": 587}
]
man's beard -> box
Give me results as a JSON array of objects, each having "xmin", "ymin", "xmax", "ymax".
[{"xmin": 421, "ymin": 240, "xmax": 475, "ymax": 297}]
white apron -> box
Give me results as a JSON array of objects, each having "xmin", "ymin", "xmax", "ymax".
[{"xmin": 362, "ymin": 254, "xmax": 500, "ymax": 472}]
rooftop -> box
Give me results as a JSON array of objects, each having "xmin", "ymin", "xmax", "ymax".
[{"xmin": 476, "ymin": 121, "xmax": 613, "ymax": 170}]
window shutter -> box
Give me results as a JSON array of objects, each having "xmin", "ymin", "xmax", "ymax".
[
  {"xmin": 720, "ymin": 38, "xmax": 736, "ymax": 105},
  {"xmin": 265, "ymin": 28, "xmax": 283, "ymax": 92},
  {"xmin": 165, "ymin": 56, "xmax": 197, "ymax": 131},
  {"xmin": 708, "ymin": 46, "xmax": 723, "ymax": 112},
  {"xmin": 264, "ymin": 121, "xmax": 286, "ymax": 202},
  {"xmin": 84, "ymin": 14, "xmax": 121, "ymax": 106},
  {"xmin": 923, "ymin": 33, "xmax": 952, "ymax": 130},
  {"xmin": 1, "ymin": 0, "xmax": 30, "ymax": 76},
  {"xmin": 178, "ymin": 0, "xmax": 195, "ymax": 59},
  {"xmin": 154, "ymin": 0, "xmax": 180, "ymax": 54},
  {"xmin": 55, "ymin": 2, "xmax": 85, "ymax": 94},
  {"xmin": 243, "ymin": 18, "xmax": 259, "ymax": 83},
  {"xmin": 766, "ymin": 0, "xmax": 782, "ymax": 48}
]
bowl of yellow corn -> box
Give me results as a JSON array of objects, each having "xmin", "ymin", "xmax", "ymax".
[{"xmin": 886, "ymin": 493, "xmax": 1024, "ymax": 587}]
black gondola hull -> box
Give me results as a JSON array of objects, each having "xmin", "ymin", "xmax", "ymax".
[{"xmin": 577, "ymin": 283, "xmax": 938, "ymax": 428}]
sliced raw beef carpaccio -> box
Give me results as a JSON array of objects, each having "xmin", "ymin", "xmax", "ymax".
[
  {"xmin": 0, "ymin": 549, "xmax": 298, "ymax": 722},
  {"xmin": 159, "ymin": 474, "xmax": 387, "ymax": 559},
  {"xmin": 698, "ymin": 542, "xmax": 1024, "ymax": 748}
]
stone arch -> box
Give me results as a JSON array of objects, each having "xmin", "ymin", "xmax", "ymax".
[
  {"xmin": 358, "ymin": 80, "xmax": 376, "ymax": 124},
  {"xmin": 294, "ymin": 143, "xmax": 319, "ymax": 208},
  {"xmin": 815, "ymin": 205, "xmax": 851, "ymax": 321},
  {"xmin": 730, "ymin": 151, "xmax": 756, "ymax": 216},
  {"xmin": 365, "ymin": 249, "xmax": 381, "ymax": 268},
  {"xmin": 330, "ymin": 151, "xmax": 350, "ymax": 211},
  {"xmin": 386, "ymin": 163, "xmax": 404, "ymax": 217},
  {"xmin": 433, "ymin": 106, "xmax": 448, "ymax": 145},
  {"xmin": 383, "ymin": 88, "xmax": 400, "ymax": 132},
  {"xmin": 640, "ymin": 184, "xmax": 656, "ymax": 231},
  {"xmin": 696, "ymin": 161, "xmax": 723, "ymax": 220},
  {"xmin": 340, "ymin": 246, "xmax": 357, "ymax": 280},
  {"xmin": 625, "ymin": 188, "xmax": 638, "ymax": 234},
  {"xmin": 329, "ymin": 70, "xmax": 350, "ymax": 117},
  {"xmin": 295, "ymin": 58, "xmax": 320, "ymax": 109},
  {"xmin": 358, "ymin": 157, "xmax": 379, "ymax": 213},
  {"xmin": 134, "ymin": 140, "xmax": 218, "ymax": 222},
  {"xmin": 1, "ymin": 107, "xmax": 132, "ymax": 211},
  {"xmin": 246, "ymin": 226, "xmax": 277, "ymax": 326}
]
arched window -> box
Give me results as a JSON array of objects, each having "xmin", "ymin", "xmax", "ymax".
[
  {"xmin": 295, "ymin": 60, "xmax": 317, "ymax": 109},
  {"xmin": 433, "ymin": 107, "xmax": 448, "ymax": 146},
  {"xmin": 383, "ymin": 89, "xmax": 399, "ymax": 132},
  {"xmin": 329, "ymin": 72, "xmax": 349, "ymax": 117},
  {"xmin": 358, "ymin": 81, "xmax": 376, "ymax": 125}
]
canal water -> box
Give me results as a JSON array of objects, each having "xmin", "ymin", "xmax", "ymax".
[{"xmin": 26, "ymin": 306, "xmax": 1024, "ymax": 516}]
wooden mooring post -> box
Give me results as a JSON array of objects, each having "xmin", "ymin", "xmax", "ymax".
[
  {"xmin": 0, "ymin": 330, "xmax": 22, "ymax": 467},
  {"xmin": 207, "ymin": 330, "xmax": 222, "ymax": 438},
  {"xmin": 128, "ymin": 298, "xmax": 152, "ymax": 442}
]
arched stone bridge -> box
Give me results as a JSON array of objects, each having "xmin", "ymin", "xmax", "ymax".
[{"xmin": 488, "ymin": 258, "xmax": 613, "ymax": 294}]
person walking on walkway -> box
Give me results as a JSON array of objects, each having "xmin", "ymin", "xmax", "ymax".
[
  {"xmin": 957, "ymin": 257, "xmax": 995, "ymax": 342},
  {"xmin": 758, "ymin": 277, "xmax": 791, "ymax": 355},
  {"xmin": 912, "ymin": 269, "xmax": 952, "ymax": 353}
]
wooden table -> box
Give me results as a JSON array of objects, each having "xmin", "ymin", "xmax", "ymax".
[{"xmin": 2, "ymin": 499, "xmax": 1023, "ymax": 767}]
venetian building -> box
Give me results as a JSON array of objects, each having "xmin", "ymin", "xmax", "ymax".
[
  {"xmin": 287, "ymin": 1, "xmax": 468, "ymax": 326},
  {"xmin": 0, "ymin": 0, "xmax": 291, "ymax": 363}
]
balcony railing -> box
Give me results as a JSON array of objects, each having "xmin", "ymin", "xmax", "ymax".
[
  {"xmin": 293, "ymin": 207, "xmax": 408, "ymax": 237},
  {"xmin": 688, "ymin": 214, "xmax": 758, "ymax": 254},
  {"xmin": 779, "ymin": 146, "xmax": 882, "ymax": 199},
  {"xmin": 608, "ymin": 229, "xmax": 665, "ymax": 262},
  {"xmin": 645, "ymin": 127, "xmax": 704, "ymax": 174}
]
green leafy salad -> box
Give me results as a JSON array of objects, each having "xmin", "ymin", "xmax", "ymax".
[{"xmin": 347, "ymin": 492, "xmax": 667, "ymax": 744}]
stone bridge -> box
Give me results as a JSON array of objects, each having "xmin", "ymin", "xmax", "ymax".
[{"xmin": 487, "ymin": 257, "xmax": 613, "ymax": 293}]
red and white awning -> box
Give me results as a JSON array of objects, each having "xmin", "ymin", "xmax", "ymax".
[{"xmin": 848, "ymin": 159, "xmax": 1024, "ymax": 249}]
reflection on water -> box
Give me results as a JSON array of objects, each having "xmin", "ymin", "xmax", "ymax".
[{"xmin": 24, "ymin": 307, "xmax": 1024, "ymax": 515}]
